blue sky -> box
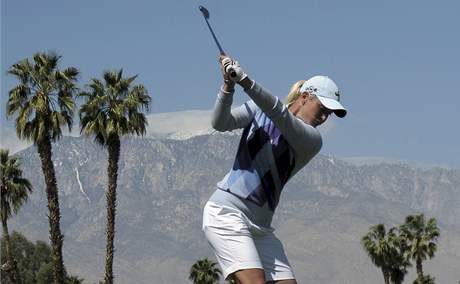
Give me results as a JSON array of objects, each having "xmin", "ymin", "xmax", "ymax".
[{"xmin": 1, "ymin": 0, "xmax": 459, "ymax": 168}]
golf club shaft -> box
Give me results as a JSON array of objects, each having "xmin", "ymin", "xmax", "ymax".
[
  {"xmin": 204, "ymin": 18, "xmax": 225, "ymax": 55},
  {"xmin": 199, "ymin": 6, "xmax": 236, "ymax": 77}
]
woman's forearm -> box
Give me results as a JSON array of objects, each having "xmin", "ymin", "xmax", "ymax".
[
  {"xmin": 222, "ymin": 81, "xmax": 235, "ymax": 93},
  {"xmin": 238, "ymin": 76, "xmax": 253, "ymax": 91},
  {"xmin": 211, "ymin": 87, "xmax": 234, "ymax": 131}
]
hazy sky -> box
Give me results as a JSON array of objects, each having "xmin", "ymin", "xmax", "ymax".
[{"xmin": 1, "ymin": 0, "xmax": 459, "ymax": 168}]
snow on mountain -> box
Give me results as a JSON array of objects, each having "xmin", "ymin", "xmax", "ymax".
[
  {"xmin": 145, "ymin": 108, "xmax": 337, "ymax": 140},
  {"xmin": 145, "ymin": 110, "xmax": 214, "ymax": 139}
]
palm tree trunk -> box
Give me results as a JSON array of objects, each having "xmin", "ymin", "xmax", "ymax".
[
  {"xmin": 104, "ymin": 134, "xmax": 120, "ymax": 284},
  {"xmin": 1, "ymin": 213, "xmax": 21, "ymax": 284},
  {"xmin": 416, "ymin": 257, "xmax": 423, "ymax": 282},
  {"xmin": 37, "ymin": 137, "xmax": 65, "ymax": 284},
  {"xmin": 381, "ymin": 268, "xmax": 390, "ymax": 284}
]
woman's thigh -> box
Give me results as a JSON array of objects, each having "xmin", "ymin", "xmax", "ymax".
[
  {"xmin": 202, "ymin": 202, "xmax": 296, "ymax": 282},
  {"xmin": 203, "ymin": 202, "xmax": 264, "ymax": 279},
  {"xmin": 253, "ymin": 232, "xmax": 295, "ymax": 282}
]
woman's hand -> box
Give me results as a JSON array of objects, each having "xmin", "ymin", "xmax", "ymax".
[
  {"xmin": 219, "ymin": 54, "xmax": 248, "ymax": 80},
  {"xmin": 219, "ymin": 55, "xmax": 235, "ymax": 91},
  {"xmin": 219, "ymin": 55, "xmax": 252, "ymax": 91}
]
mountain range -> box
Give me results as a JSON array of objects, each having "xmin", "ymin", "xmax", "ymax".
[{"xmin": 8, "ymin": 132, "xmax": 460, "ymax": 284}]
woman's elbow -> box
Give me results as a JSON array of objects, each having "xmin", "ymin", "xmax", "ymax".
[{"xmin": 211, "ymin": 119, "xmax": 228, "ymax": 132}]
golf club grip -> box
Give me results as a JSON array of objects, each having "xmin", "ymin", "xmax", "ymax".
[{"xmin": 225, "ymin": 65, "xmax": 237, "ymax": 78}]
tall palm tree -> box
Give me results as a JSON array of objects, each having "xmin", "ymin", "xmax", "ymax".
[
  {"xmin": 362, "ymin": 224, "xmax": 409, "ymax": 284},
  {"xmin": 399, "ymin": 214, "xmax": 439, "ymax": 283},
  {"xmin": 189, "ymin": 258, "xmax": 222, "ymax": 284},
  {"xmin": 6, "ymin": 52, "xmax": 78, "ymax": 284},
  {"xmin": 78, "ymin": 69, "xmax": 150, "ymax": 284},
  {"xmin": 0, "ymin": 149, "xmax": 32, "ymax": 284}
]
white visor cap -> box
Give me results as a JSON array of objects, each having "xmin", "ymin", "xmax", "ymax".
[{"xmin": 299, "ymin": 75, "xmax": 347, "ymax": 117}]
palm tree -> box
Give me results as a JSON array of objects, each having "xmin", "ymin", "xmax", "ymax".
[
  {"xmin": 413, "ymin": 274, "xmax": 435, "ymax": 284},
  {"xmin": 399, "ymin": 214, "xmax": 439, "ymax": 284},
  {"xmin": 67, "ymin": 274, "xmax": 84, "ymax": 284},
  {"xmin": 6, "ymin": 52, "xmax": 79, "ymax": 283},
  {"xmin": 189, "ymin": 258, "xmax": 222, "ymax": 284},
  {"xmin": 0, "ymin": 149, "xmax": 32, "ymax": 283},
  {"xmin": 362, "ymin": 224, "xmax": 409, "ymax": 284},
  {"xmin": 78, "ymin": 69, "xmax": 150, "ymax": 284}
]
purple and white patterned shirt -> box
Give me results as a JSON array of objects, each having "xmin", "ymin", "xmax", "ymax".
[{"xmin": 209, "ymin": 81, "xmax": 322, "ymax": 227}]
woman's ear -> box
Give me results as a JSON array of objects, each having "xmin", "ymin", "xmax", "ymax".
[{"xmin": 302, "ymin": 93, "xmax": 312, "ymax": 104}]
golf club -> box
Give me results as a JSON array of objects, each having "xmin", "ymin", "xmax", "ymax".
[
  {"xmin": 199, "ymin": 5, "xmax": 238, "ymax": 79},
  {"xmin": 199, "ymin": 5, "xmax": 225, "ymax": 55}
]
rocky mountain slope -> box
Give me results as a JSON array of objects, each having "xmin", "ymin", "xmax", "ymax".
[{"xmin": 9, "ymin": 134, "xmax": 460, "ymax": 283}]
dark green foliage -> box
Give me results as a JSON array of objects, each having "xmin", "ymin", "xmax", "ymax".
[
  {"xmin": 0, "ymin": 231, "xmax": 83, "ymax": 284},
  {"xmin": 78, "ymin": 69, "xmax": 151, "ymax": 146},
  {"xmin": 189, "ymin": 258, "xmax": 222, "ymax": 284},
  {"xmin": 6, "ymin": 52, "xmax": 79, "ymax": 143},
  {"xmin": 79, "ymin": 69, "xmax": 151, "ymax": 284},
  {"xmin": 1, "ymin": 149, "xmax": 33, "ymax": 283},
  {"xmin": 67, "ymin": 275, "xmax": 85, "ymax": 284},
  {"xmin": 1, "ymin": 232, "xmax": 51, "ymax": 283},
  {"xmin": 7, "ymin": 51, "xmax": 80, "ymax": 284},
  {"xmin": 400, "ymin": 214, "xmax": 439, "ymax": 284},
  {"xmin": 35, "ymin": 262, "xmax": 53, "ymax": 284},
  {"xmin": 362, "ymin": 214, "xmax": 440, "ymax": 284},
  {"xmin": 413, "ymin": 274, "xmax": 435, "ymax": 284},
  {"xmin": 0, "ymin": 149, "xmax": 32, "ymax": 222},
  {"xmin": 361, "ymin": 224, "xmax": 410, "ymax": 284}
]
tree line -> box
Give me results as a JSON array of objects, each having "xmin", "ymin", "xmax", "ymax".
[
  {"xmin": 2, "ymin": 51, "xmax": 150, "ymax": 284},
  {"xmin": 361, "ymin": 214, "xmax": 440, "ymax": 284},
  {"xmin": 1, "ymin": 231, "xmax": 83, "ymax": 283}
]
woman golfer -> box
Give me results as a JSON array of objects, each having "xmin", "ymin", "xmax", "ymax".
[{"xmin": 202, "ymin": 55, "xmax": 347, "ymax": 284}]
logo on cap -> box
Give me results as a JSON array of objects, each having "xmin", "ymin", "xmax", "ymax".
[{"xmin": 304, "ymin": 86, "xmax": 318, "ymax": 95}]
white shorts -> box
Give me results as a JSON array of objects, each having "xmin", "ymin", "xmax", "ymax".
[{"xmin": 202, "ymin": 201, "xmax": 295, "ymax": 281}]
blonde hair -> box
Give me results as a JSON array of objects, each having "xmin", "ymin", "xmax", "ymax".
[{"xmin": 284, "ymin": 80, "xmax": 306, "ymax": 108}]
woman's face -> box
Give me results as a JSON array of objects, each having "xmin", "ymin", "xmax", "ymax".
[{"xmin": 291, "ymin": 93, "xmax": 332, "ymax": 127}]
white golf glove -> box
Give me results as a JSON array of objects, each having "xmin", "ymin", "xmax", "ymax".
[
  {"xmin": 221, "ymin": 57, "xmax": 248, "ymax": 83},
  {"xmin": 226, "ymin": 64, "xmax": 247, "ymax": 83}
]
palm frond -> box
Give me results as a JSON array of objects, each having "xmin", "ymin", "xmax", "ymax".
[
  {"xmin": 79, "ymin": 69, "xmax": 151, "ymax": 144},
  {"xmin": 0, "ymin": 149, "xmax": 33, "ymax": 221},
  {"xmin": 6, "ymin": 51, "xmax": 79, "ymax": 143}
]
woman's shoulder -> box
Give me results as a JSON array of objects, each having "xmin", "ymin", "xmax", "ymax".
[{"xmin": 290, "ymin": 120, "xmax": 323, "ymax": 157}]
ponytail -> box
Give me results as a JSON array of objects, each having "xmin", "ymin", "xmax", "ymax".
[{"xmin": 284, "ymin": 80, "xmax": 306, "ymax": 107}]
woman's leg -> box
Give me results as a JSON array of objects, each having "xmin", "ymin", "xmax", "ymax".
[
  {"xmin": 267, "ymin": 280, "xmax": 297, "ymax": 284},
  {"xmin": 233, "ymin": 268, "xmax": 265, "ymax": 284},
  {"xmin": 202, "ymin": 202, "xmax": 264, "ymax": 281},
  {"xmin": 231, "ymin": 270, "xmax": 297, "ymax": 284},
  {"xmin": 253, "ymin": 231, "xmax": 296, "ymax": 283}
]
